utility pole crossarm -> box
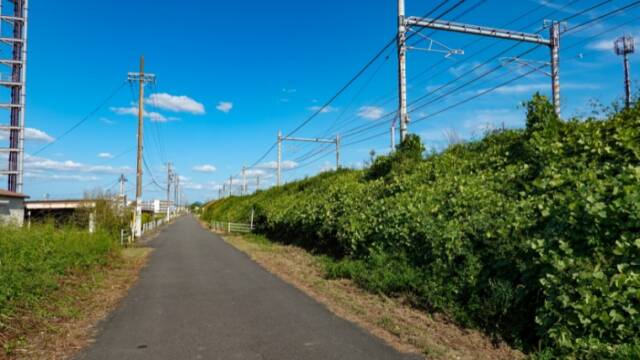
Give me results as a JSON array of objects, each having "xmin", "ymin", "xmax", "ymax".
[
  {"xmin": 127, "ymin": 73, "xmax": 156, "ymax": 83},
  {"xmin": 276, "ymin": 134, "xmax": 342, "ymax": 182},
  {"xmin": 405, "ymin": 17, "xmax": 551, "ymax": 46},
  {"xmin": 281, "ymin": 136, "xmax": 336, "ymax": 144}
]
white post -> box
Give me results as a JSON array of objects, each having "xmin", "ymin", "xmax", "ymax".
[
  {"xmin": 277, "ymin": 130, "xmax": 282, "ymax": 186},
  {"xmin": 335, "ymin": 134, "xmax": 340, "ymax": 170},
  {"xmin": 250, "ymin": 208, "xmax": 255, "ymax": 229},
  {"xmin": 166, "ymin": 162, "xmax": 172, "ymax": 221},
  {"xmin": 397, "ymin": 0, "xmax": 409, "ymax": 142},
  {"xmin": 89, "ymin": 212, "xmax": 95, "ymax": 233},
  {"xmin": 390, "ymin": 123, "xmax": 396, "ymax": 151},
  {"xmin": 242, "ymin": 165, "xmax": 246, "ymax": 195},
  {"xmin": 550, "ymin": 21, "xmax": 561, "ymax": 117}
]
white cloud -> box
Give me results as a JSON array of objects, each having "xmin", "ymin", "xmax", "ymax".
[
  {"xmin": 25, "ymin": 128, "xmax": 55, "ymax": 142},
  {"xmin": 146, "ymin": 93, "xmax": 205, "ymax": 114},
  {"xmin": 192, "ymin": 164, "xmax": 217, "ymax": 173},
  {"xmin": 258, "ymin": 160, "xmax": 298, "ymax": 170},
  {"xmin": 216, "ymin": 101, "xmax": 233, "ymax": 113},
  {"xmin": 319, "ymin": 161, "xmax": 334, "ymax": 172},
  {"xmin": 308, "ymin": 105, "xmax": 337, "ymax": 113},
  {"xmin": 175, "ymin": 179, "xmax": 220, "ymax": 191},
  {"xmin": 588, "ymin": 38, "xmax": 614, "ymax": 51},
  {"xmin": 110, "ymin": 106, "xmax": 170, "ymax": 122},
  {"xmin": 0, "ymin": 127, "xmax": 54, "ymax": 142},
  {"xmin": 100, "ymin": 117, "xmax": 115, "ymax": 125},
  {"xmin": 282, "ymin": 88, "xmax": 297, "ymax": 94},
  {"xmin": 491, "ymin": 83, "xmax": 548, "ymax": 95},
  {"xmin": 24, "ymin": 172, "xmax": 100, "ymax": 182},
  {"xmin": 24, "ymin": 154, "xmax": 133, "ymax": 174},
  {"xmin": 463, "ymin": 108, "xmax": 524, "ymax": 134},
  {"xmin": 449, "ymin": 61, "xmax": 484, "ymax": 78},
  {"xmin": 357, "ymin": 106, "xmax": 385, "ymax": 120},
  {"xmin": 477, "ymin": 82, "xmax": 600, "ymax": 96},
  {"xmin": 97, "ymin": 152, "xmax": 114, "ymax": 159},
  {"xmin": 587, "ymin": 32, "xmax": 640, "ymax": 52},
  {"xmin": 245, "ymin": 169, "xmax": 268, "ymax": 177},
  {"xmin": 535, "ymin": 0, "xmax": 575, "ymax": 13}
]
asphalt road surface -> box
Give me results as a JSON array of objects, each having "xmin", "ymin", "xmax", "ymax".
[{"xmin": 77, "ymin": 216, "xmax": 420, "ymax": 360}]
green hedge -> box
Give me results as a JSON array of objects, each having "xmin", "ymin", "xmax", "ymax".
[{"xmin": 202, "ymin": 95, "xmax": 640, "ymax": 357}]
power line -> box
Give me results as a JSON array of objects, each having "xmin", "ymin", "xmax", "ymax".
[
  {"xmin": 329, "ymin": 0, "xmax": 618, "ymax": 143},
  {"xmin": 142, "ymin": 155, "xmax": 166, "ymax": 192},
  {"xmin": 338, "ymin": 8, "xmax": 640, "ymax": 150},
  {"xmin": 244, "ymin": 0, "xmax": 466, "ymax": 171},
  {"xmin": 297, "ymin": 3, "xmax": 640, "ymax": 166},
  {"xmin": 565, "ymin": 0, "xmax": 640, "ymax": 33},
  {"xmin": 33, "ymin": 81, "xmax": 127, "ymax": 155},
  {"xmin": 148, "ymin": 82, "xmax": 168, "ymax": 164},
  {"xmin": 240, "ymin": 1, "xmax": 636, "ymax": 182}
]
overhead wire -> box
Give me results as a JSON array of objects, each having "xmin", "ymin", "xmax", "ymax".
[
  {"xmin": 142, "ymin": 154, "xmax": 166, "ymax": 191},
  {"xmin": 296, "ymin": 0, "xmax": 640, "ymax": 167},
  {"xmin": 33, "ymin": 81, "xmax": 127, "ymax": 155},
  {"xmin": 339, "ymin": 2, "xmax": 640, "ymax": 149},
  {"xmin": 326, "ymin": 0, "xmax": 620, "ymax": 143},
  {"xmin": 236, "ymin": 0, "xmax": 639, "ymax": 183},
  {"xmin": 312, "ymin": 0, "xmax": 582, "ymax": 147},
  {"xmin": 244, "ymin": 0, "xmax": 468, "ymax": 171}
]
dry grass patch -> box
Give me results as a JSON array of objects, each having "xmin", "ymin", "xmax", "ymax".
[
  {"xmin": 1, "ymin": 247, "xmax": 151, "ymax": 360},
  {"xmin": 219, "ymin": 232, "xmax": 523, "ymax": 360}
]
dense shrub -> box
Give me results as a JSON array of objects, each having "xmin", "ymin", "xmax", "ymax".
[{"xmin": 202, "ymin": 94, "xmax": 640, "ymax": 357}]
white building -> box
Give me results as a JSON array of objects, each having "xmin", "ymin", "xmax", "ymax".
[{"xmin": 0, "ymin": 190, "xmax": 28, "ymax": 226}]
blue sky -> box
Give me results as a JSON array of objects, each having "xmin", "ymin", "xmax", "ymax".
[{"xmin": 7, "ymin": 0, "xmax": 640, "ymax": 202}]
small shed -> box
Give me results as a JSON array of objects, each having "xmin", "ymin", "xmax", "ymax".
[{"xmin": 0, "ymin": 189, "xmax": 29, "ymax": 226}]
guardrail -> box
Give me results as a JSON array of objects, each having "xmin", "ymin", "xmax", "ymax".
[
  {"xmin": 142, "ymin": 218, "xmax": 166, "ymax": 235},
  {"xmin": 210, "ymin": 220, "xmax": 254, "ymax": 233}
]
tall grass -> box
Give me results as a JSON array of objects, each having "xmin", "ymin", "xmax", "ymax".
[{"xmin": 0, "ymin": 223, "xmax": 118, "ymax": 321}]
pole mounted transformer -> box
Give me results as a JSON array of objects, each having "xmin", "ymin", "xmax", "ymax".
[
  {"xmin": 614, "ymin": 35, "xmax": 635, "ymax": 109},
  {"xmin": 0, "ymin": 0, "xmax": 29, "ymax": 194}
]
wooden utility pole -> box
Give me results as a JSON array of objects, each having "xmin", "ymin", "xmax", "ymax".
[
  {"xmin": 166, "ymin": 162, "xmax": 172, "ymax": 221},
  {"xmin": 127, "ymin": 56, "xmax": 155, "ymax": 238},
  {"xmin": 136, "ymin": 56, "xmax": 144, "ymax": 236}
]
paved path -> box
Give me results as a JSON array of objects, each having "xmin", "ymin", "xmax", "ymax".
[{"xmin": 78, "ymin": 216, "xmax": 419, "ymax": 360}]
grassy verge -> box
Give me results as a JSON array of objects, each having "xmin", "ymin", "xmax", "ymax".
[
  {"xmin": 0, "ymin": 224, "xmax": 151, "ymax": 358},
  {"xmin": 216, "ymin": 231, "xmax": 522, "ymax": 360}
]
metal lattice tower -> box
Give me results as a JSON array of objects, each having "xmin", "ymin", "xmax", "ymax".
[
  {"xmin": 614, "ymin": 35, "xmax": 635, "ymax": 108},
  {"xmin": 0, "ymin": 0, "xmax": 28, "ymax": 194}
]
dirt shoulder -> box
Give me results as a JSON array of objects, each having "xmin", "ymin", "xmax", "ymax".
[
  {"xmin": 214, "ymin": 231, "xmax": 523, "ymax": 360},
  {"xmin": 2, "ymin": 247, "xmax": 152, "ymax": 360}
]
